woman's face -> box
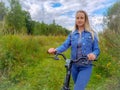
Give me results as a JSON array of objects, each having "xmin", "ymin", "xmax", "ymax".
[{"xmin": 76, "ymin": 12, "xmax": 85, "ymax": 28}]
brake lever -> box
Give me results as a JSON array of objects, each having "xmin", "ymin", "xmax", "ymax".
[{"xmin": 54, "ymin": 56, "xmax": 60, "ymax": 60}]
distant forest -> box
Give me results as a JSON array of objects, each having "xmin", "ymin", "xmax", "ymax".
[{"xmin": 0, "ymin": 0, "xmax": 70, "ymax": 35}]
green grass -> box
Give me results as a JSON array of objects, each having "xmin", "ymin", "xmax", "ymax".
[{"xmin": 0, "ymin": 35, "xmax": 119, "ymax": 90}]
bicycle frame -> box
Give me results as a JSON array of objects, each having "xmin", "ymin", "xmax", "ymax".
[{"xmin": 54, "ymin": 53, "xmax": 89, "ymax": 90}]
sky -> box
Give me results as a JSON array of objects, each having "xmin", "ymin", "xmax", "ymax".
[{"xmin": 1, "ymin": 0, "xmax": 119, "ymax": 32}]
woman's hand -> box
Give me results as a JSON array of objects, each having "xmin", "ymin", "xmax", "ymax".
[
  {"xmin": 48, "ymin": 48, "xmax": 56, "ymax": 54},
  {"xmin": 87, "ymin": 53, "xmax": 96, "ymax": 60}
]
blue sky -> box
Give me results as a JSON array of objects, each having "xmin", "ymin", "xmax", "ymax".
[
  {"xmin": 1, "ymin": 0, "xmax": 119, "ymax": 32},
  {"xmin": 51, "ymin": 2, "xmax": 62, "ymax": 8}
]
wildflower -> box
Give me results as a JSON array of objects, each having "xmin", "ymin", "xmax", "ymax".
[
  {"xmin": 106, "ymin": 62, "xmax": 111, "ymax": 68},
  {"xmin": 96, "ymin": 74, "xmax": 101, "ymax": 79}
]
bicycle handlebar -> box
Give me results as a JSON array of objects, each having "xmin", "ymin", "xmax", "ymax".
[
  {"xmin": 71, "ymin": 55, "xmax": 88, "ymax": 63},
  {"xmin": 54, "ymin": 52, "xmax": 88, "ymax": 63},
  {"xmin": 49, "ymin": 52, "xmax": 97, "ymax": 66}
]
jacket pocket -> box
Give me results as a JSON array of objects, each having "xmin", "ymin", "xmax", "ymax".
[{"xmin": 85, "ymin": 36, "xmax": 92, "ymax": 43}]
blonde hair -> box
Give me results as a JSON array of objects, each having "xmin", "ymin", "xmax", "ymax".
[{"xmin": 75, "ymin": 10, "xmax": 94, "ymax": 40}]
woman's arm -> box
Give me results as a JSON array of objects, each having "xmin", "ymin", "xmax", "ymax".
[
  {"xmin": 48, "ymin": 34, "xmax": 71, "ymax": 54},
  {"xmin": 92, "ymin": 34, "xmax": 100, "ymax": 59},
  {"xmin": 55, "ymin": 34, "xmax": 71, "ymax": 53}
]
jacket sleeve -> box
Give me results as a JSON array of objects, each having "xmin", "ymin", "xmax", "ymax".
[
  {"xmin": 92, "ymin": 33, "xmax": 100, "ymax": 59},
  {"xmin": 56, "ymin": 34, "xmax": 71, "ymax": 53}
]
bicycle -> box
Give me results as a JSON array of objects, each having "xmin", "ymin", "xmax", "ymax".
[{"xmin": 50, "ymin": 52, "xmax": 93, "ymax": 90}]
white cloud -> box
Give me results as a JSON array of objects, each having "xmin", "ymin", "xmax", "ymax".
[
  {"xmin": 90, "ymin": 15, "xmax": 104, "ymax": 32},
  {"xmin": 18, "ymin": 0, "xmax": 117, "ymax": 32}
]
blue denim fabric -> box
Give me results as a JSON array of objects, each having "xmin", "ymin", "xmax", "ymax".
[
  {"xmin": 56, "ymin": 30, "xmax": 100, "ymax": 60},
  {"xmin": 56, "ymin": 30, "xmax": 100, "ymax": 89},
  {"xmin": 71, "ymin": 64, "xmax": 92, "ymax": 90}
]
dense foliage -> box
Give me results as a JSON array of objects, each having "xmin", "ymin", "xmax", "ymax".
[{"xmin": 101, "ymin": 1, "xmax": 120, "ymax": 89}]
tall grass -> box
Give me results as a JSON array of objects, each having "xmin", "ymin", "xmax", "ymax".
[{"xmin": 0, "ymin": 35, "xmax": 119, "ymax": 90}]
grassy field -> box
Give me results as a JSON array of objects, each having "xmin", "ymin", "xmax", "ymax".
[{"xmin": 0, "ymin": 35, "xmax": 120, "ymax": 90}]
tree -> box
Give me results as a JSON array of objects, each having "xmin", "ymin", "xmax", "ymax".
[
  {"xmin": 106, "ymin": 1, "xmax": 120, "ymax": 33},
  {"xmin": 0, "ymin": 2, "xmax": 7, "ymax": 21},
  {"xmin": 5, "ymin": 0, "xmax": 26, "ymax": 34},
  {"xmin": 0, "ymin": 2, "xmax": 7, "ymax": 34},
  {"xmin": 24, "ymin": 11, "xmax": 34, "ymax": 35},
  {"xmin": 103, "ymin": 1, "xmax": 120, "ymax": 58}
]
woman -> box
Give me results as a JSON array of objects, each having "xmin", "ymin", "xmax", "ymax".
[{"xmin": 48, "ymin": 10, "xmax": 100, "ymax": 90}]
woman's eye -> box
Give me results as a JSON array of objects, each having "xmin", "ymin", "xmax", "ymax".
[
  {"xmin": 81, "ymin": 17, "xmax": 84, "ymax": 19},
  {"xmin": 76, "ymin": 17, "xmax": 79, "ymax": 19}
]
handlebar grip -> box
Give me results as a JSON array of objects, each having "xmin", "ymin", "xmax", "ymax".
[{"xmin": 54, "ymin": 52, "xmax": 67, "ymax": 60}]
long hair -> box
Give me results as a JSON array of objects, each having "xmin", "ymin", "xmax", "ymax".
[{"xmin": 75, "ymin": 10, "xmax": 94, "ymax": 40}]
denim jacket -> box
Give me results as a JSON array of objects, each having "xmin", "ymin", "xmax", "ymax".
[{"xmin": 56, "ymin": 30, "xmax": 100, "ymax": 60}]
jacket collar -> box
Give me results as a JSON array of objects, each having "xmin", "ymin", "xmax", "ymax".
[{"xmin": 72, "ymin": 29, "xmax": 88, "ymax": 35}]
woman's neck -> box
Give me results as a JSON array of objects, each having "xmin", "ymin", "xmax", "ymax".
[{"xmin": 78, "ymin": 27, "xmax": 84, "ymax": 33}]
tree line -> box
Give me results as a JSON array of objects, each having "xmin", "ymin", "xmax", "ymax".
[{"xmin": 0, "ymin": 0, "xmax": 70, "ymax": 35}]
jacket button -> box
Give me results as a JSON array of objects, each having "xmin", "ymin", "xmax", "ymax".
[{"xmin": 83, "ymin": 43, "xmax": 85, "ymax": 45}]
